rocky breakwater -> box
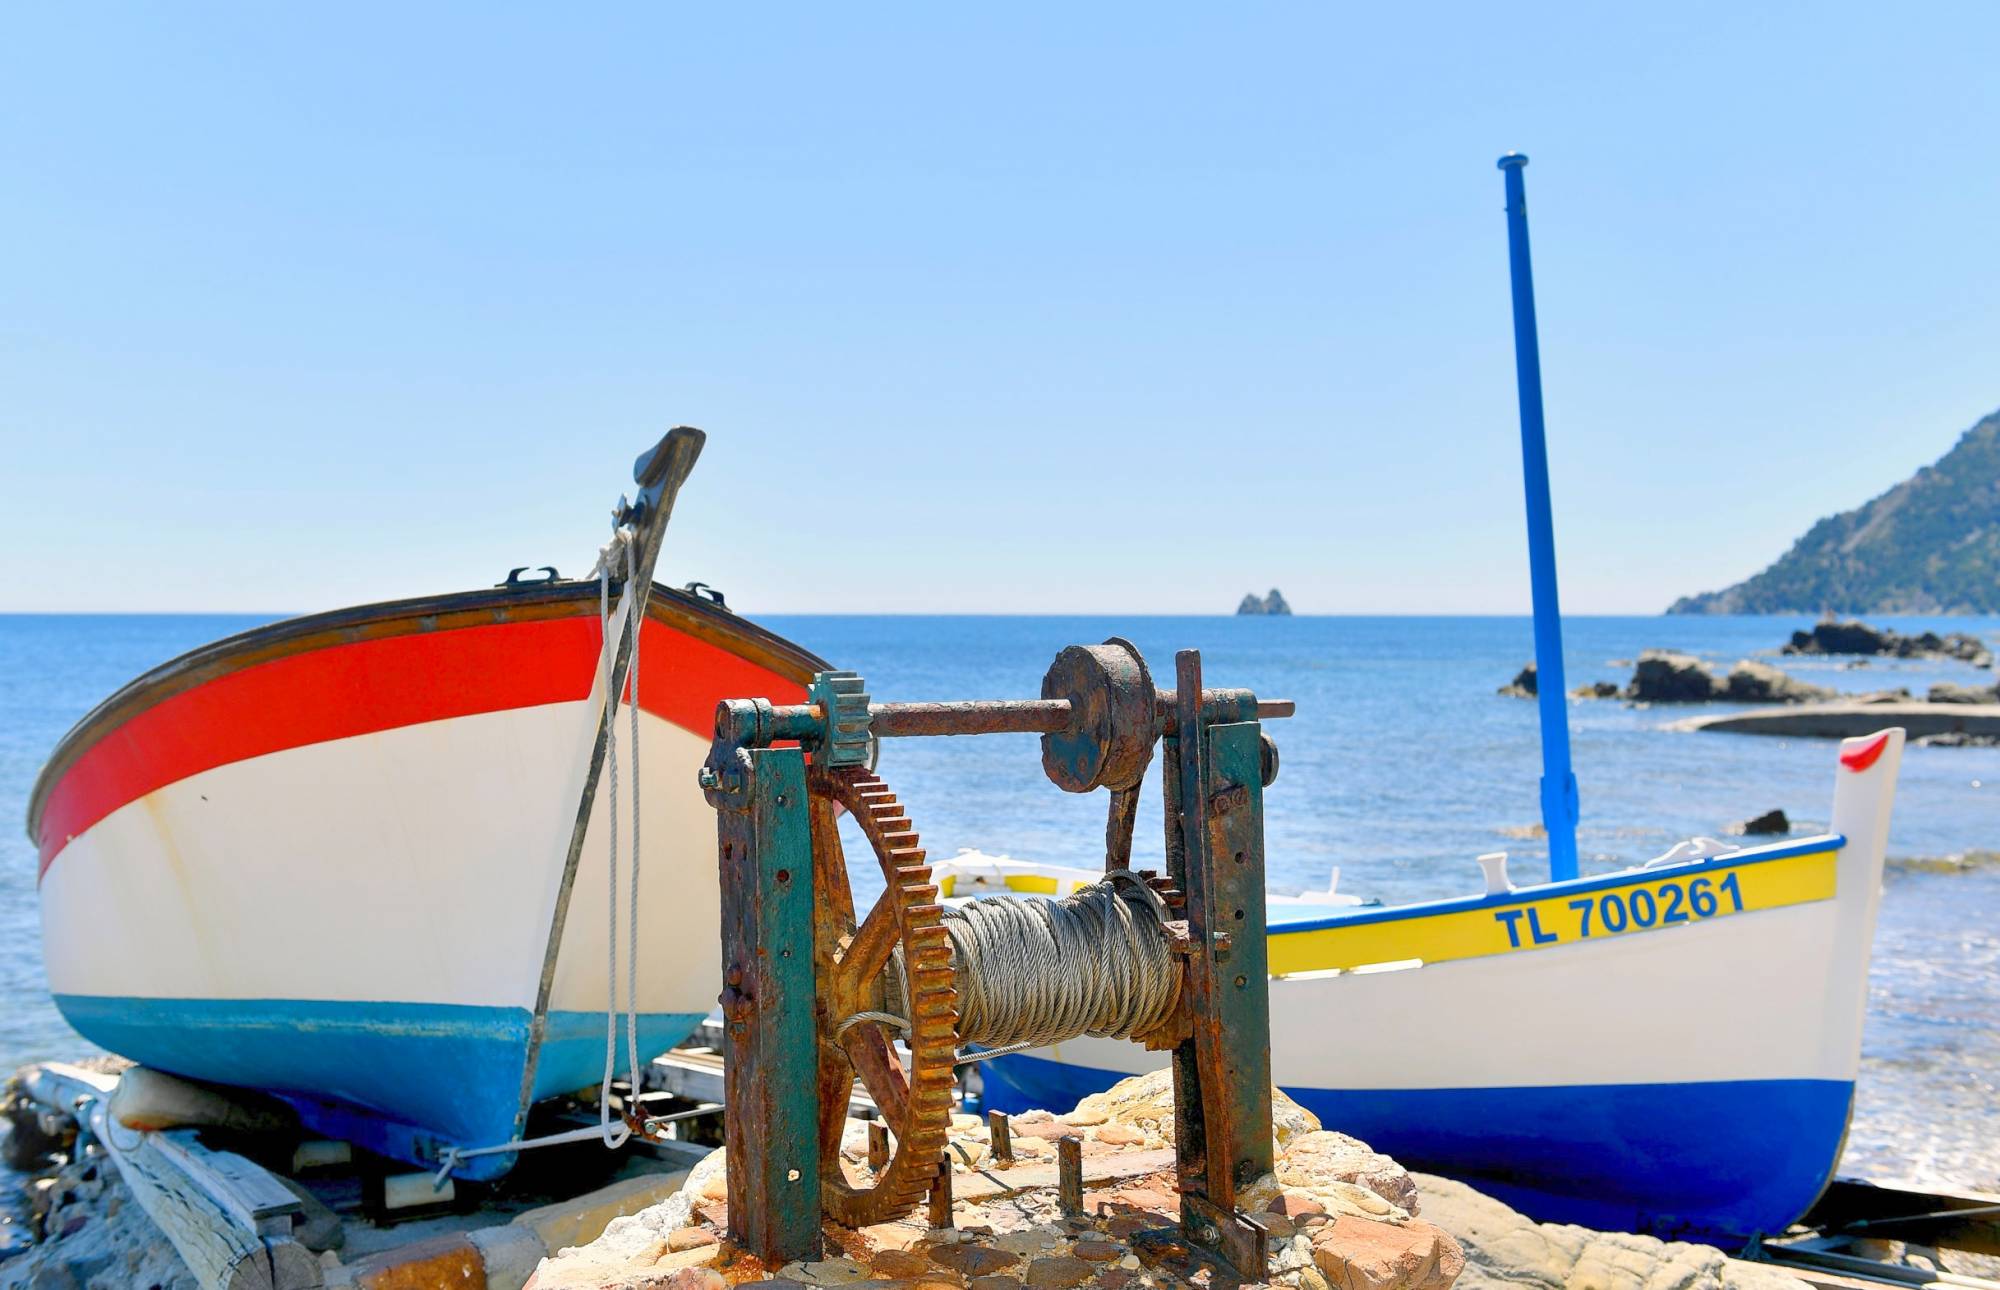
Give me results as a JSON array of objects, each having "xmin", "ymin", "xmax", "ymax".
[
  {"xmin": 1617, "ymin": 653, "xmax": 1834, "ymax": 705},
  {"xmin": 525, "ymin": 1069, "xmax": 1825, "ymax": 1290},
  {"xmin": 1783, "ymin": 619, "xmax": 1993, "ymax": 670},
  {"xmin": 1505, "ymin": 654, "xmax": 1847, "ymax": 705}
]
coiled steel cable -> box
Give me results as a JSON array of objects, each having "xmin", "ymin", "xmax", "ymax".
[{"xmin": 888, "ymin": 877, "xmax": 1180, "ymax": 1051}]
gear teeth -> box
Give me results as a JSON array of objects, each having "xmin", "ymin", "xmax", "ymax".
[{"xmin": 816, "ymin": 764, "xmax": 961, "ymax": 1230}]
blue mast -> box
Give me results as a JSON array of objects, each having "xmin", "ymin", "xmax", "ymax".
[{"xmin": 1497, "ymin": 152, "xmax": 1580, "ymax": 883}]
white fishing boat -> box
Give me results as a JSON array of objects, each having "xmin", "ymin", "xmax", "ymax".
[
  {"xmin": 27, "ymin": 429, "xmax": 822, "ymax": 1179},
  {"xmin": 957, "ymin": 728, "xmax": 1906, "ymax": 1241}
]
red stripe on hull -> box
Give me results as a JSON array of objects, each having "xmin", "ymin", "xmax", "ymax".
[{"xmin": 36, "ymin": 614, "xmax": 805, "ymax": 876}]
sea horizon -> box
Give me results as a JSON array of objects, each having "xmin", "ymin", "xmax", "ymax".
[{"xmin": 2, "ymin": 611, "xmax": 1996, "ymax": 1196}]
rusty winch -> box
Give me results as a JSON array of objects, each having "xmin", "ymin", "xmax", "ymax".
[{"xmin": 699, "ymin": 641, "xmax": 1286, "ymax": 1276}]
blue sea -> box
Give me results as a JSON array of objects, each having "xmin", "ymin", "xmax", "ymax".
[{"xmin": 1, "ymin": 613, "xmax": 1995, "ymax": 1192}]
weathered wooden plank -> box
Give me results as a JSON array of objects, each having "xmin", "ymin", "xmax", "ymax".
[
  {"xmin": 22, "ymin": 1062, "xmax": 119, "ymax": 1115},
  {"xmin": 150, "ymin": 1131, "xmax": 303, "ymax": 1237},
  {"xmin": 652, "ymin": 1047, "xmax": 879, "ymax": 1117},
  {"xmin": 91, "ymin": 1102, "xmax": 322, "ymax": 1290}
]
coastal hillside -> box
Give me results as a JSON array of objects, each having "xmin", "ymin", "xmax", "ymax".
[{"xmin": 1670, "ymin": 407, "xmax": 2000, "ymax": 614}]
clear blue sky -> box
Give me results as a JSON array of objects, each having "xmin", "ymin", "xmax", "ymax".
[{"xmin": 4, "ymin": 5, "xmax": 1996, "ymax": 614}]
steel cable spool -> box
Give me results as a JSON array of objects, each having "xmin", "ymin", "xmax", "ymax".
[
  {"xmin": 888, "ymin": 879, "xmax": 1183, "ymax": 1053},
  {"xmin": 945, "ymin": 881, "xmax": 1181, "ymax": 1048}
]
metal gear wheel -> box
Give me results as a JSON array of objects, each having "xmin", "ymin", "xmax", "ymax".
[{"xmin": 806, "ymin": 765, "xmax": 960, "ymax": 1227}]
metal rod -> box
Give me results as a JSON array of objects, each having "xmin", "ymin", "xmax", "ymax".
[
  {"xmin": 986, "ymin": 1110, "xmax": 1013, "ymax": 1168},
  {"xmin": 928, "ymin": 1157, "xmax": 954, "ymax": 1230},
  {"xmin": 1058, "ymin": 1135, "xmax": 1083, "ymax": 1218},
  {"xmin": 867, "ymin": 1121, "xmax": 889, "ymax": 1172},
  {"xmin": 862, "ymin": 696, "xmax": 1295, "ymax": 740},
  {"xmin": 1498, "ymin": 153, "xmax": 1580, "ymax": 883},
  {"xmin": 869, "ymin": 700, "xmax": 1071, "ymax": 737}
]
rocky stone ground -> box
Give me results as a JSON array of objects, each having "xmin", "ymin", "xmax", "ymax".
[
  {"xmin": 1414, "ymin": 1174, "xmax": 1801, "ymax": 1290},
  {"xmin": 0, "ymin": 1154, "xmax": 196, "ymax": 1290},
  {"xmin": 523, "ymin": 1072, "xmax": 1823, "ymax": 1290}
]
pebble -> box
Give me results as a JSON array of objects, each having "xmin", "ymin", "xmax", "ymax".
[
  {"xmin": 1024, "ymin": 1255, "xmax": 1095, "ymax": 1289},
  {"xmin": 1073, "ymin": 1240, "xmax": 1125, "ymax": 1262},
  {"xmin": 1015, "ymin": 1120, "xmax": 1079, "ymax": 1142},
  {"xmin": 994, "ymin": 1231, "xmax": 1057, "ymax": 1255},
  {"xmin": 776, "ymin": 1257, "xmax": 872, "ymax": 1285},
  {"xmin": 668, "ymin": 1227, "xmax": 719, "ymax": 1251},
  {"xmin": 660, "ymin": 1269, "xmax": 726, "ymax": 1290},
  {"xmin": 1260, "ymin": 1214, "xmax": 1297, "ymax": 1240},
  {"xmin": 1063, "ymin": 1108, "xmax": 1109, "ymax": 1127},
  {"xmin": 869, "ymin": 1249, "xmax": 936, "ymax": 1278},
  {"xmin": 1111, "ymin": 1187, "xmax": 1177, "ymax": 1214},
  {"xmin": 931, "ymin": 1244, "xmax": 1021, "ymax": 1277},
  {"xmin": 1267, "ymin": 1191, "xmax": 1324, "ymax": 1218},
  {"xmin": 969, "ymin": 1278, "xmax": 1020, "ymax": 1290},
  {"xmin": 1094, "ymin": 1124, "xmax": 1144, "ymax": 1146},
  {"xmin": 1119, "ymin": 1254, "xmax": 1140, "ymax": 1270}
]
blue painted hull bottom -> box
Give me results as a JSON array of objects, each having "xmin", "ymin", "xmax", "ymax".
[
  {"xmin": 55, "ymin": 996, "xmax": 705, "ymax": 1181},
  {"xmin": 979, "ymin": 1052, "xmax": 1853, "ymax": 1243}
]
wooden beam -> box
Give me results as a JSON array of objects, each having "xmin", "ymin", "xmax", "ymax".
[
  {"xmin": 22, "ymin": 1062, "xmax": 119, "ymax": 1115},
  {"xmin": 91, "ymin": 1102, "xmax": 321, "ymax": 1290}
]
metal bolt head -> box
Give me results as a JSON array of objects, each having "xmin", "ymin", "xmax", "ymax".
[{"xmin": 698, "ymin": 766, "xmax": 720, "ymax": 789}]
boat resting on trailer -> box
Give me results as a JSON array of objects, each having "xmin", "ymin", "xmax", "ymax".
[
  {"xmin": 26, "ymin": 429, "xmax": 822, "ymax": 1179},
  {"xmin": 960, "ymin": 729, "xmax": 1907, "ymax": 1243}
]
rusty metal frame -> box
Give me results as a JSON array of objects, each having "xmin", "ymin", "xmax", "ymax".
[{"xmin": 701, "ymin": 642, "xmax": 1282, "ymax": 1275}]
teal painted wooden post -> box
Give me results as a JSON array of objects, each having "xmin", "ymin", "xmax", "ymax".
[
  {"xmin": 1166, "ymin": 650, "xmax": 1273, "ymax": 1277},
  {"xmin": 716, "ymin": 744, "xmax": 821, "ymax": 1264},
  {"xmin": 1199, "ymin": 717, "xmax": 1274, "ymax": 1193}
]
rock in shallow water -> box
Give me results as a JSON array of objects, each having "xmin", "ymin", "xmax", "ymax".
[
  {"xmin": 1730, "ymin": 809, "xmax": 1790, "ymax": 836},
  {"xmin": 1722, "ymin": 660, "xmax": 1831, "ymax": 704},
  {"xmin": 1625, "ymin": 652, "xmax": 1721, "ymax": 702}
]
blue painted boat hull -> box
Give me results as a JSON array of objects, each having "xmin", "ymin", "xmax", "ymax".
[
  {"xmin": 979, "ymin": 1050, "xmax": 1852, "ymax": 1243},
  {"xmin": 57, "ymin": 996, "xmax": 705, "ymax": 1180}
]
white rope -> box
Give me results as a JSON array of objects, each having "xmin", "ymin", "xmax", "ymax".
[
  {"xmin": 622, "ymin": 538, "xmax": 644, "ymax": 1116},
  {"xmin": 596, "ymin": 543, "xmax": 633, "ymax": 1154},
  {"xmin": 594, "ymin": 533, "xmax": 649, "ymax": 1154},
  {"xmin": 432, "ymin": 533, "xmax": 660, "ymax": 1184}
]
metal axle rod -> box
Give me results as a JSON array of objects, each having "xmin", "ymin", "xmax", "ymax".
[{"xmin": 751, "ymin": 694, "xmax": 1294, "ymax": 741}]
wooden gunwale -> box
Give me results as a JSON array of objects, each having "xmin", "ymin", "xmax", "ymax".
[{"xmin": 25, "ymin": 580, "xmax": 825, "ymax": 846}]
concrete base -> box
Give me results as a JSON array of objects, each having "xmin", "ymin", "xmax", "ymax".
[{"xmin": 1673, "ymin": 702, "xmax": 2000, "ymax": 739}]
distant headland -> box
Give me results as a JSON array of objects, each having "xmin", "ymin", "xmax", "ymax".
[
  {"xmin": 1236, "ymin": 588, "xmax": 1292, "ymax": 616},
  {"xmin": 1671, "ymin": 406, "xmax": 2000, "ymax": 614}
]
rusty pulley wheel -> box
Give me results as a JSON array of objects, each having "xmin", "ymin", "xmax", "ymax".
[
  {"xmin": 1041, "ymin": 637, "xmax": 1157, "ymax": 794},
  {"xmin": 807, "ymin": 765, "xmax": 959, "ymax": 1227}
]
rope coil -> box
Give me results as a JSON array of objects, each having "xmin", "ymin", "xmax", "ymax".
[{"xmin": 890, "ymin": 879, "xmax": 1181, "ymax": 1052}]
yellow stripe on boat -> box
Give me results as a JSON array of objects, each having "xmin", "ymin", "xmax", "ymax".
[
  {"xmin": 938, "ymin": 872, "xmax": 1063, "ymax": 898},
  {"xmin": 1268, "ymin": 846, "xmax": 1837, "ymax": 977}
]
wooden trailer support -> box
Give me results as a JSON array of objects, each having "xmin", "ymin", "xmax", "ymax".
[{"xmin": 88, "ymin": 1101, "xmax": 322, "ymax": 1290}]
